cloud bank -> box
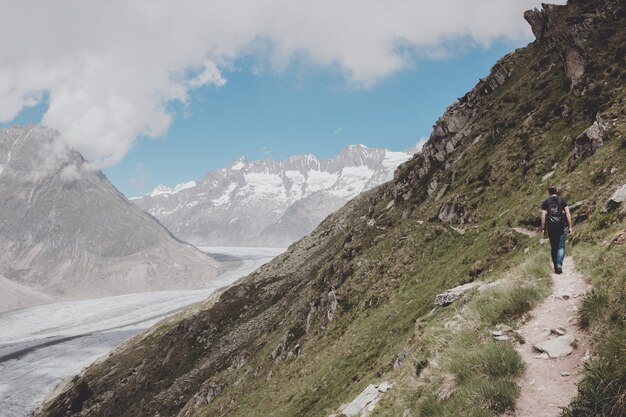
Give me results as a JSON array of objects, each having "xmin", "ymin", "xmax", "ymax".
[{"xmin": 0, "ymin": 0, "xmax": 564, "ymax": 167}]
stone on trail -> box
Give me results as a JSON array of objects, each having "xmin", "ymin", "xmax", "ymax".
[{"xmin": 533, "ymin": 335, "xmax": 575, "ymax": 359}]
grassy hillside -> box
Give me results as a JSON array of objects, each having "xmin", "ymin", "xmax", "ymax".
[{"xmin": 36, "ymin": 1, "xmax": 625, "ymax": 416}]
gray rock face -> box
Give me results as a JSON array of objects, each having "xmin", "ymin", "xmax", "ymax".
[
  {"xmin": 132, "ymin": 145, "xmax": 413, "ymax": 247},
  {"xmin": 524, "ymin": 7, "xmax": 548, "ymax": 39},
  {"xmin": 330, "ymin": 382, "xmax": 392, "ymax": 417},
  {"xmin": 563, "ymin": 47, "xmax": 586, "ymax": 88},
  {"xmin": 0, "ymin": 126, "xmax": 217, "ymax": 312},
  {"xmin": 434, "ymin": 281, "xmax": 483, "ymax": 306},
  {"xmin": 575, "ymin": 115, "xmax": 608, "ymax": 159}
]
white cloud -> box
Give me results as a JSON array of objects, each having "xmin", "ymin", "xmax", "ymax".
[
  {"xmin": 416, "ymin": 137, "xmax": 429, "ymax": 152},
  {"xmin": 0, "ymin": 0, "xmax": 564, "ymax": 167},
  {"xmin": 60, "ymin": 163, "xmax": 82, "ymax": 181},
  {"xmin": 333, "ymin": 127, "xmax": 343, "ymax": 136},
  {"xmin": 130, "ymin": 163, "xmax": 146, "ymax": 190}
]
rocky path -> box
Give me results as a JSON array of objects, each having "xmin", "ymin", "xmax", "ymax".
[{"xmin": 511, "ymin": 256, "xmax": 591, "ymax": 417}]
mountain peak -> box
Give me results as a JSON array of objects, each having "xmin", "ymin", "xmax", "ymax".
[{"xmin": 133, "ymin": 144, "xmax": 413, "ymax": 246}]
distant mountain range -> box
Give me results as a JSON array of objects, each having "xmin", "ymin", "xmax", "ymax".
[
  {"xmin": 0, "ymin": 126, "xmax": 218, "ymax": 312},
  {"xmin": 132, "ymin": 145, "xmax": 414, "ymax": 247}
]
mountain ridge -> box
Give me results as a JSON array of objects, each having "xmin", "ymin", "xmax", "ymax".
[{"xmin": 132, "ymin": 144, "xmax": 414, "ymax": 247}]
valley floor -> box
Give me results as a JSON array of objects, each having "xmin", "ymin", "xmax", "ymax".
[{"xmin": 0, "ymin": 247, "xmax": 284, "ymax": 417}]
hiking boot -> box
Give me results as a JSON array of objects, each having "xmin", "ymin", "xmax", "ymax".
[{"xmin": 555, "ymin": 266, "xmax": 563, "ymax": 274}]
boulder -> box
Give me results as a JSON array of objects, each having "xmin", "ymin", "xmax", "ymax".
[
  {"xmin": 574, "ymin": 116, "xmax": 608, "ymax": 159},
  {"xmin": 533, "ymin": 335, "xmax": 575, "ymax": 358},
  {"xmin": 434, "ymin": 281, "xmax": 483, "ymax": 306},
  {"xmin": 438, "ymin": 200, "xmax": 467, "ymax": 224},
  {"xmin": 336, "ymin": 383, "xmax": 392, "ymax": 417},
  {"xmin": 602, "ymin": 184, "xmax": 626, "ymax": 212}
]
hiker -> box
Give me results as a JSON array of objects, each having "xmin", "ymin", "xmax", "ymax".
[{"xmin": 540, "ymin": 185, "xmax": 573, "ymax": 274}]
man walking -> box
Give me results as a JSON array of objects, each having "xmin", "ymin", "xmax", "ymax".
[{"xmin": 541, "ymin": 185, "xmax": 573, "ymax": 274}]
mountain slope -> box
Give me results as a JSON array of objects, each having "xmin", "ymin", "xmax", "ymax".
[
  {"xmin": 0, "ymin": 126, "xmax": 218, "ymax": 312},
  {"xmin": 132, "ymin": 145, "xmax": 413, "ymax": 247},
  {"xmin": 35, "ymin": 1, "xmax": 626, "ymax": 416}
]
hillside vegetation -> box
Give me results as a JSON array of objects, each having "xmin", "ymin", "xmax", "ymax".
[{"xmin": 36, "ymin": 1, "xmax": 625, "ymax": 416}]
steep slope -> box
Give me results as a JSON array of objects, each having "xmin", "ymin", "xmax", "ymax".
[
  {"xmin": 132, "ymin": 145, "xmax": 413, "ymax": 247},
  {"xmin": 0, "ymin": 126, "xmax": 218, "ymax": 312},
  {"xmin": 36, "ymin": 1, "xmax": 626, "ymax": 416}
]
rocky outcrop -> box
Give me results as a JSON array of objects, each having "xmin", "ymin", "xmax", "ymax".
[
  {"xmin": 524, "ymin": 7, "xmax": 549, "ymax": 39},
  {"xmin": 574, "ymin": 115, "xmax": 608, "ymax": 158},
  {"xmin": 524, "ymin": 2, "xmax": 621, "ymax": 90},
  {"xmin": 434, "ymin": 282, "xmax": 483, "ymax": 306},
  {"xmin": 437, "ymin": 199, "xmax": 467, "ymax": 224},
  {"xmin": 392, "ymin": 55, "xmax": 513, "ymax": 205}
]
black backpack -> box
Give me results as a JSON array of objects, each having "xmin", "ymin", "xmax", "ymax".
[{"xmin": 547, "ymin": 196, "xmax": 563, "ymax": 225}]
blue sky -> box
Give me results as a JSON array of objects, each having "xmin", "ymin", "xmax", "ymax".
[
  {"xmin": 1, "ymin": 1, "xmax": 554, "ymax": 197},
  {"xmin": 4, "ymin": 40, "xmax": 525, "ymax": 197}
]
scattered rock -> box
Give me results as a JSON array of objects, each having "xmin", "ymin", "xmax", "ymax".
[
  {"xmin": 533, "ymin": 335, "xmax": 575, "ymax": 359},
  {"xmin": 393, "ymin": 347, "xmax": 410, "ymax": 369},
  {"xmin": 450, "ymin": 226, "xmax": 466, "ymax": 235},
  {"xmin": 550, "ymin": 327, "xmax": 567, "ymax": 336},
  {"xmin": 327, "ymin": 290, "xmax": 338, "ymax": 322},
  {"xmin": 561, "ymin": 371, "xmax": 570, "ymax": 377},
  {"xmin": 612, "ymin": 230, "xmax": 626, "ymax": 245},
  {"xmin": 602, "ymin": 184, "xmax": 626, "ymax": 212},
  {"xmin": 434, "ymin": 281, "xmax": 483, "ymax": 306},
  {"xmin": 435, "ymin": 184, "xmax": 449, "ymax": 201},
  {"xmin": 271, "ymin": 332, "xmax": 293, "ymax": 363},
  {"xmin": 305, "ymin": 302, "xmax": 317, "ymax": 333},
  {"xmin": 542, "ymin": 170, "xmax": 555, "ymax": 181},
  {"xmin": 569, "ymin": 200, "xmax": 585, "ymax": 212},
  {"xmin": 438, "ymin": 200, "xmax": 467, "ymax": 224},
  {"xmin": 553, "ymin": 289, "xmax": 573, "ymax": 300}
]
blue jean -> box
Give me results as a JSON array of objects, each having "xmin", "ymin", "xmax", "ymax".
[{"xmin": 547, "ymin": 227, "xmax": 567, "ymax": 268}]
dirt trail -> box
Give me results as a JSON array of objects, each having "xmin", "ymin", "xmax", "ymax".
[{"xmin": 511, "ymin": 256, "xmax": 591, "ymax": 417}]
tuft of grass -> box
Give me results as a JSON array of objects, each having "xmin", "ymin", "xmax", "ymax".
[{"xmin": 446, "ymin": 341, "xmax": 525, "ymax": 382}]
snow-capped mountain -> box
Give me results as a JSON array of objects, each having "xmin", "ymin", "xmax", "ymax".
[
  {"xmin": 132, "ymin": 144, "xmax": 414, "ymax": 247},
  {"xmin": 0, "ymin": 126, "xmax": 218, "ymax": 312}
]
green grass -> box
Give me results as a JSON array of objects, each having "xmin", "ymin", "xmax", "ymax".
[
  {"xmin": 371, "ymin": 252, "xmax": 552, "ymax": 417},
  {"xmin": 563, "ymin": 244, "xmax": 626, "ymax": 417}
]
